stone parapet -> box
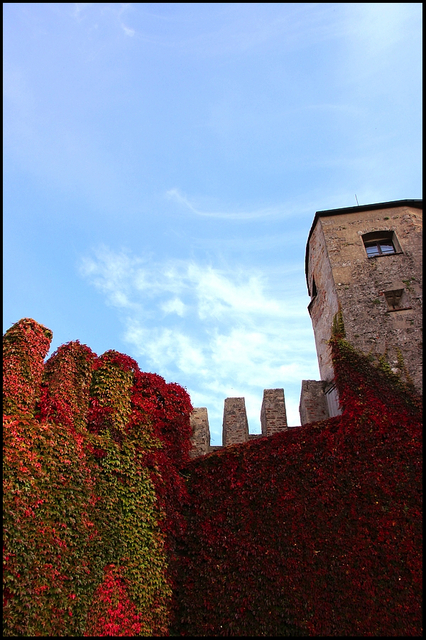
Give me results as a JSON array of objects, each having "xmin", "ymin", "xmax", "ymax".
[
  {"xmin": 260, "ymin": 388, "xmax": 288, "ymax": 436},
  {"xmin": 222, "ymin": 397, "xmax": 249, "ymax": 446},
  {"xmin": 189, "ymin": 407, "xmax": 210, "ymax": 458},
  {"xmin": 299, "ymin": 380, "xmax": 329, "ymax": 425}
]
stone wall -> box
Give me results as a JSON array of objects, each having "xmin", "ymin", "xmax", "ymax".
[{"xmin": 306, "ymin": 218, "xmax": 339, "ymax": 383}]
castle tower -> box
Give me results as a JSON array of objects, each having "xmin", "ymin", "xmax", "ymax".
[{"xmin": 303, "ymin": 199, "xmax": 422, "ymax": 408}]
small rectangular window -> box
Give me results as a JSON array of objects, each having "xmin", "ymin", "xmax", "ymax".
[
  {"xmin": 362, "ymin": 231, "xmax": 400, "ymax": 258},
  {"xmin": 384, "ymin": 289, "xmax": 403, "ymax": 310},
  {"xmin": 384, "ymin": 289, "xmax": 411, "ymax": 312}
]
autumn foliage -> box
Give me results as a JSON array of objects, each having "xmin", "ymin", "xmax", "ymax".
[
  {"xmin": 3, "ymin": 319, "xmax": 192, "ymax": 636},
  {"xmin": 3, "ymin": 317, "xmax": 422, "ymax": 636},
  {"xmin": 172, "ymin": 314, "xmax": 422, "ymax": 636}
]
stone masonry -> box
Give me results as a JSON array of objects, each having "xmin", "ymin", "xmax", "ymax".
[
  {"xmin": 189, "ymin": 407, "xmax": 210, "ymax": 459},
  {"xmin": 222, "ymin": 397, "xmax": 249, "ymax": 447},
  {"xmin": 189, "ymin": 389, "xmax": 290, "ymax": 457},
  {"xmin": 299, "ymin": 380, "xmax": 329, "ymax": 425},
  {"xmin": 305, "ymin": 200, "xmax": 422, "ymax": 393},
  {"xmin": 260, "ymin": 389, "xmax": 288, "ymax": 436}
]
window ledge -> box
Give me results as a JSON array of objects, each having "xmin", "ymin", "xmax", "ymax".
[{"xmin": 386, "ymin": 307, "xmax": 412, "ymax": 313}]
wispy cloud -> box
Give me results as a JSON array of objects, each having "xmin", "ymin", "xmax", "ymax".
[
  {"xmin": 121, "ymin": 24, "xmax": 135, "ymax": 37},
  {"xmin": 80, "ymin": 246, "xmax": 319, "ymax": 441},
  {"xmin": 166, "ymin": 188, "xmax": 293, "ymax": 220},
  {"xmin": 73, "ymin": 4, "xmax": 95, "ymax": 20},
  {"xmin": 72, "ymin": 2, "xmax": 136, "ymax": 37}
]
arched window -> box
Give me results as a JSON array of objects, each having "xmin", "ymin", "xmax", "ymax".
[{"xmin": 362, "ymin": 230, "xmax": 401, "ymax": 258}]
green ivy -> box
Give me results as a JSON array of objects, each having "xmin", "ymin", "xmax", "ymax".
[
  {"xmin": 4, "ymin": 317, "xmax": 421, "ymax": 636},
  {"xmin": 3, "ymin": 319, "xmax": 193, "ymax": 636}
]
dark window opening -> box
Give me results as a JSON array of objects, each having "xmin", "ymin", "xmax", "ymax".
[
  {"xmin": 384, "ymin": 289, "xmax": 411, "ymax": 312},
  {"xmin": 384, "ymin": 289, "xmax": 403, "ymax": 309},
  {"xmin": 362, "ymin": 230, "xmax": 401, "ymax": 258},
  {"xmin": 307, "ymin": 278, "xmax": 318, "ymax": 316}
]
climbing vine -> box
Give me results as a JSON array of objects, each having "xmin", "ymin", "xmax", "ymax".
[
  {"xmin": 3, "ymin": 317, "xmax": 421, "ymax": 636},
  {"xmin": 172, "ymin": 312, "xmax": 422, "ymax": 636},
  {"xmin": 3, "ymin": 318, "xmax": 52, "ymax": 415},
  {"xmin": 3, "ymin": 319, "xmax": 193, "ymax": 636}
]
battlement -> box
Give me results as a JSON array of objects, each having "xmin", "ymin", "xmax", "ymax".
[
  {"xmin": 190, "ymin": 388, "xmax": 289, "ymax": 459},
  {"xmin": 189, "ymin": 383, "xmax": 344, "ymax": 458}
]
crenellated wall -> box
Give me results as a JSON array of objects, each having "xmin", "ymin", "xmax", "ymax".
[
  {"xmin": 299, "ymin": 380, "xmax": 329, "ymax": 425},
  {"xmin": 222, "ymin": 397, "xmax": 249, "ymax": 446},
  {"xmin": 190, "ymin": 388, "xmax": 289, "ymax": 458}
]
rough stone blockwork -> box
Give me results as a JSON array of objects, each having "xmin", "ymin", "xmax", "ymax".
[
  {"xmin": 299, "ymin": 380, "xmax": 329, "ymax": 425},
  {"xmin": 222, "ymin": 397, "xmax": 249, "ymax": 446},
  {"xmin": 260, "ymin": 388, "xmax": 288, "ymax": 436},
  {"xmin": 189, "ymin": 408, "xmax": 210, "ymax": 459},
  {"xmin": 306, "ymin": 201, "xmax": 422, "ymax": 392},
  {"xmin": 190, "ymin": 389, "xmax": 290, "ymax": 456}
]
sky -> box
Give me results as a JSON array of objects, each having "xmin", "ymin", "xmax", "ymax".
[{"xmin": 3, "ymin": 3, "xmax": 422, "ymax": 444}]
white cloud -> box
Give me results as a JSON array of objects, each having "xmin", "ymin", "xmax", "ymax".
[
  {"xmin": 79, "ymin": 247, "xmax": 144, "ymax": 312},
  {"xmin": 161, "ymin": 297, "xmax": 186, "ymax": 317},
  {"xmin": 81, "ymin": 247, "xmax": 319, "ymax": 441},
  {"xmin": 125, "ymin": 323, "xmax": 206, "ymax": 375}
]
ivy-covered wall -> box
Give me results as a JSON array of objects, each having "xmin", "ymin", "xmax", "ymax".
[
  {"xmin": 172, "ymin": 315, "xmax": 422, "ymax": 636},
  {"xmin": 3, "ymin": 317, "xmax": 422, "ymax": 636},
  {"xmin": 3, "ymin": 318, "xmax": 193, "ymax": 636}
]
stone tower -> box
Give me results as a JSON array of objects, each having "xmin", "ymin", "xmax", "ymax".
[{"xmin": 301, "ymin": 199, "xmax": 422, "ymax": 423}]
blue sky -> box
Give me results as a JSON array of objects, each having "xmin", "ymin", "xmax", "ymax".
[{"xmin": 4, "ymin": 3, "xmax": 422, "ymax": 444}]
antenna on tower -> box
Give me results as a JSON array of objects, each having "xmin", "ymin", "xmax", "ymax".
[{"xmin": 355, "ymin": 194, "xmax": 359, "ymax": 206}]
